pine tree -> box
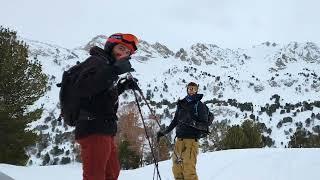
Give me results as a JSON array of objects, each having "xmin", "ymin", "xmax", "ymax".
[
  {"xmin": 157, "ymin": 138, "xmax": 170, "ymax": 161},
  {"xmin": 241, "ymin": 119, "xmax": 263, "ymax": 148},
  {"xmin": 288, "ymin": 129, "xmax": 320, "ymax": 148},
  {"xmin": 201, "ymin": 120, "xmax": 229, "ymax": 152},
  {"xmin": 146, "ymin": 115, "xmax": 171, "ymax": 164},
  {"xmin": 222, "ymin": 125, "xmax": 247, "ymax": 149},
  {"xmin": 222, "ymin": 119, "xmax": 262, "ymax": 149},
  {"xmin": 0, "ymin": 27, "xmax": 48, "ymax": 165},
  {"xmin": 118, "ymin": 139, "xmax": 141, "ymax": 170},
  {"xmin": 116, "ymin": 103, "xmax": 145, "ymax": 169}
]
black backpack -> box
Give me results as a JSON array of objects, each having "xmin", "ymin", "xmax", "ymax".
[
  {"xmin": 193, "ymin": 102, "xmax": 214, "ymax": 135},
  {"xmin": 56, "ymin": 61, "xmax": 84, "ymax": 126},
  {"xmin": 178, "ymin": 101, "xmax": 214, "ymax": 136}
]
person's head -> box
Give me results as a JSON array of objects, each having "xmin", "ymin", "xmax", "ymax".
[
  {"xmin": 105, "ymin": 33, "xmax": 139, "ymax": 61},
  {"xmin": 187, "ymin": 82, "xmax": 199, "ymax": 96}
]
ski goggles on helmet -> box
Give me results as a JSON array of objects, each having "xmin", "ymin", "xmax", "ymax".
[{"xmin": 107, "ymin": 33, "xmax": 139, "ymax": 54}]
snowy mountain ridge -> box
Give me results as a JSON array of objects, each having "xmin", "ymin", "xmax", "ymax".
[{"xmin": 22, "ymin": 36, "xmax": 320, "ymax": 165}]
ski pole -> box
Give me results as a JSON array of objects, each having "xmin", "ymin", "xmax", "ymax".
[
  {"xmin": 131, "ymin": 88, "xmax": 162, "ymax": 180},
  {"xmin": 127, "ymin": 73, "xmax": 183, "ymax": 167}
]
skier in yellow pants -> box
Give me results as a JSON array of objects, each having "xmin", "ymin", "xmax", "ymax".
[
  {"xmin": 157, "ymin": 82, "xmax": 212, "ymax": 180},
  {"xmin": 172, "ymin": 138, "xmax": 199, "ymax": 180}
]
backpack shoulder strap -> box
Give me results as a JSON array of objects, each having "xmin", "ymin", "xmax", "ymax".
[
  {"xmin": 176, "ymin": 99, "xmax": 184, "ymax": 108},
  {"xmin": 194, "ymin": 101, "xmax": 200, "ymax": 116}
]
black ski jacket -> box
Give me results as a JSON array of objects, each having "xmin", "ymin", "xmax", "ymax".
[
  {"xmin": 74, "ymin": 46, "xmax": 128, "ymax": 139},
  {"xmin": 165, "ymin": 94, "xmax": 209, "ymax": 139}
]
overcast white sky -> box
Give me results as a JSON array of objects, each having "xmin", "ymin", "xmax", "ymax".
[{"xmin": 1, "ymin": 0, "xmax": 319, "ymax": 50}]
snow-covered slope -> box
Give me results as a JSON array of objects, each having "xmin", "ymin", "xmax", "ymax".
[
  {"xmin": 22, "ymin": 36, "xmax": 320, "ymax": 165},
  {"xmin": 1, "ymin": 148, "xmax": 320, "ymax": 180}
]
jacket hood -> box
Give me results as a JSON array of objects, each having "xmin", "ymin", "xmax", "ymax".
[{"xmin": 89, "ymin": 46, "xmax": 115, "ymax": 64}]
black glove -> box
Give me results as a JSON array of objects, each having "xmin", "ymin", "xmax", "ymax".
[
  {"xmin": 117, "ymin": 78, "xmax": 139, "ymax": 93},
  {"xmin": 156, "ymin": 131, "xmax": 165, "ymax": 142},
  {"xmin": 125, "ymin": 78, "xmax": 139, "ymax": 90}
]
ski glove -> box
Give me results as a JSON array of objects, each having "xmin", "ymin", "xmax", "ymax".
[
  {"xmin": 117, "ymin": 77, "xmax": 139, "ymax": 94},
  {"xmin": 156, "ymin": 131, "xmax": 165, "ymax": 142}
]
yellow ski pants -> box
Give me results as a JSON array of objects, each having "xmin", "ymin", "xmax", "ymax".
[{"xmin": 172, "ymin": 138, "xmax": 199, "ymax": 180}]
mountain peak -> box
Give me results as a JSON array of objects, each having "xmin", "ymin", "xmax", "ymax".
[
  {"xmin": 274, "ymin": 41, "xmax": 320, "ymax": 65},
  {"xmin": 82, "ymin": 35, "xmax": 107, "ymax": 51}
]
